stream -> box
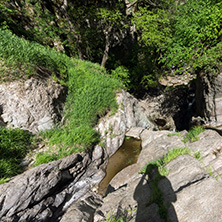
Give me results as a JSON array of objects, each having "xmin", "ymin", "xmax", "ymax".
[{"xmin": 98, "ymin": 137, "xmax": 142, "ymax": 196}]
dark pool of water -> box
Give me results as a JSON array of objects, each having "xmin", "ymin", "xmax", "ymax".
[{"xmin": 98, "ymin": 137, "xmax": 142, "ymax": 196}]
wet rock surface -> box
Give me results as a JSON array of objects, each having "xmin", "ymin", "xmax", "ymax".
[{"xmin": 0, "ymin": 78, "xmax": 66, "ymax": 133}]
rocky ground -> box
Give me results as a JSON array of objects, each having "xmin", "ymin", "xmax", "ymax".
[{"xmin": 1, "ymin": 74, "xmax": 222, "ymax": 221}]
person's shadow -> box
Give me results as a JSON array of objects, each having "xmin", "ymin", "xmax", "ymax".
[{"xmin": 134, "ymin": 164, "xmax": 178, "ymax": 222}]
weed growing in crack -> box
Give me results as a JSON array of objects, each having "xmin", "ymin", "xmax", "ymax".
[
  {"xmin": 182, "ymin": 126, "xmax": 205, "ymax": 143},
  {"xmin": 139, "ymin": 147, "xmax": 201, "ymax": 220}
]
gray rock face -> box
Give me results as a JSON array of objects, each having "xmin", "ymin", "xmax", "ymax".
[
  {"xmin": 0, "ymin": 152, "xmax": 105, "ymax": 222},
  {"xmin": 159, "ymin": 155, "xmax": 222, "ymax": 222},
  {"xmin": 92, "ymin": 129, "xmax": 222, "ymax": 222},
  {"xmin": 96, "ymin": 90, "xmax": 153, "ymax": 156},
  {"xmin": 140, "ymin": 84, "xmax": 195, "ymax": 130},
  {"xmin": 0, "ymin": 78, "xmax": 66, "ymax": 133},
  {"xmin": 196, "ymin": 72, "xmax": 222, "ymax": 127},
  {"xmin": 188, "ymin": 130, "xmax": 222, "ymax": 181}
]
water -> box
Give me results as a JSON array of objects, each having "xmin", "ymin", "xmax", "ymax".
[{"xmin": 98, "ymin": 137, "xmax": 142, "ymax": 196}]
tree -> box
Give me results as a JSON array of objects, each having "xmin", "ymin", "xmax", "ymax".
[{"xmin": 160, "ymin": 0, "xmax": 222, "ymax": 73}]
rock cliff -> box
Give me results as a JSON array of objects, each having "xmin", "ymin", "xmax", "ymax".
[{"xmin": 0, "ymin": 78, "xmax": 66, "ymax": 133}]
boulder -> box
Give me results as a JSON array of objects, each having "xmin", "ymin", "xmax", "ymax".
[
  {"xmin": 0, "ymin": 152, "xmax": 105, "ymax": 222},
  {"xmin": 187, "ymin": 130, "xmax": 222, "ymax": 180},
  {"xmin": 92, "ymin": 130, "xmax": 222, "ymax": 222},
  {"xmin": 140, "ymin": 83, "xmax": 195, "ymax": 131},
  {"xmin": 160, "ymin": 155, "xmax": 222, "ymax": 222},
  {"xmin": 96, "ymin": 90, "xmax": 153, "ymax": 156},
  {"xmin": 0, "ymin": 78, "xmax": 66, "ymax": 133}
]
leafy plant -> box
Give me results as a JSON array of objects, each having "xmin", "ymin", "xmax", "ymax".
[
  {"xmin": 106, "ymin": 213, "xmax": 127, "ymax": 222},
  {"xmin": 161, "ymin": 0, "xmax": 222, "ymax": 73}
]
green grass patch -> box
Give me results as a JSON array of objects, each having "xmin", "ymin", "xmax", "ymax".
[
  {"xmin": 0, "ymin": 127, "xmax": 33, "ymax": 182},
  {"xmin": 0, "ymin": 28, "xmax": 69, "ymax": 83},
  {"xmin": 182, "ymin": 126, "xmax": 205, "ymax": 143},
  {"xmin": 106, "ymin": 214, "xmax": 127, "ymax": 222},
  {"xmin": 44, "ymin": 60, "xmax": 122, "ymax": 153},
  {"xmin": 167, "ymin": 132, "xmax": 181, "ymax": 137}
]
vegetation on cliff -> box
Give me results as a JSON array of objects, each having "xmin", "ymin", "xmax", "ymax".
[
  {"xmin": 1, "ymin": 0, "xmax": 222, "ymax": 95},
  {"xmin": 0, "ymin": 127, "xmax": 32, "ymax": 183},
  {"xmin": 0, "ymin": 28, "xmax": 122, "ymax": 168},
  {"xmin": 0, "ymin": 0, "xmax": 222, "ymax": 169}
]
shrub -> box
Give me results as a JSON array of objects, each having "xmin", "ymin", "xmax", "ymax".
[{"xmin": 0, "ymin": 127, "xmax": 32, "ymax": 180}]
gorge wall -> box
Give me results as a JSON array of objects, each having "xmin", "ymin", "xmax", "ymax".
[{"xmin": 1, "ymin": 75, "xmax": 222, "ymax": 221}]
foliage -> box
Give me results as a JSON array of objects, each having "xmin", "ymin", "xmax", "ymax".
[
  {"xmin": 50, "ymin": 60, "xmax": 122, "ymax": 150},
  {"xmin": 133, "ymin": 6, "xmax": 172, "ymax": 50},
  {"xmin": 111, "ymin": 66, "xmax": 131, "ymax": 90},
  {"xmin": 0, "ymin": 28, "xmax": 68, "ymax": 82},
  {"xmin": 160, "ymin": 0, "xmax": 222, "ymax": 73},
  {"xmin": 35, "ymin": 60, "xmax": 121, "ymax": 164},
  {"xmin": 0, "ymin": 26, "xmax": 122, "ymax": 165},
  {"xmin": 182, "ymin": 126, "xmax": 205, "ymax": 143},
  {"xmin": 0, "ymin": 127, "xmax": 32, "ymax": 181},
  {"xmin": 1, "ymin": 0, "xmax": 222, "ymax": 95}
]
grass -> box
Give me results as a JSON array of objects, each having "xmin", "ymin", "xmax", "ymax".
[
  {"xmin": 167, "ymin": 132, "xmax": 181, "ymax": 137},
  {"xmin": 106, "ymin": 214, "xmax": 127, "ymax": 222},
  {"xmin": 0, "ymin": 28, "xmax": 123, "ymax": 165},
  {"xmin": 0, "ymin": 29, "xmax": 68, "ymax": 83},
  {"xmin": 0, "ymin": 127, "xmax": 33, "ymax": 182},
  {"xmin": 139, "ymin": 147, "xmax": 193, "ymax": 176},
  {"xmin": 182, "ymin": 126, "xmax": 205, "ymax": 143},
  {"xmin": 139, "ymin": 147, "xmax": 201, "ymax": 220}
]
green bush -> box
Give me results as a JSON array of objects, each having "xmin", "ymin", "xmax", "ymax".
[{"xmin": 0, "ymin": 127, "xmax": 32, "ymax": 180}]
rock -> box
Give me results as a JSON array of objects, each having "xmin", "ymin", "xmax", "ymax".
[
  {"xmin": 96, "ymin": 90, "xmax": 153, "ymax": 156},
  {"xmin": 138, "ymin": 130, "xmax": 186, "ymax": 167},
  {"xmin": 93, "ymin": 130, "xmax": 222, "ymax": 222},
  {"xmin": 187, "ymin": 130, "xmax": 222, "ymax": 180},
  {"xmin": 140, "ymin": 83, "xmax": 195, "ymax": 130},
  {"xmin": 0, "ymin": 152, "xmax": 105, "ymax": 222},
  {"xmin": 94, "ymin": 174, "xmax": 164, "ymax": 222},
  {"xmin": 160, "ymin": 155, "xmax": 222, "ymax": 222},
  {"xmin": 125, "ymin": 127, "xmax": 145, "ymax": 139},
  {"xmin": 0, "ymin": 78, "xmax": 66, "ymax": 133},
  {"xmin": 195, "ymin": 72, "xmax": 222, "ymax": 127},
  {"xmin": 60, "ymin": 192, "xmax": 103, "ymax": 222},
  {"xmin": 92, "ymin": 130, "xmax": 185, "ymax": 221}
]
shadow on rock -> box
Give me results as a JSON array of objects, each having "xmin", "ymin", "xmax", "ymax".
[{"xmin": 134, "ymin": 164, "xmax": 178, "ymax": 222}]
